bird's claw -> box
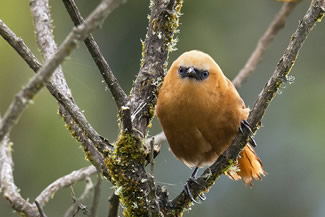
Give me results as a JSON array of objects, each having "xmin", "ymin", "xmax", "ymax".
[
  {"xmin": 239, "ymin": 120, "xmax": 257, "ymax": 147},
  {"xmin": 184, "ymin": 167, "xmax": 206, "ymax": 203}
]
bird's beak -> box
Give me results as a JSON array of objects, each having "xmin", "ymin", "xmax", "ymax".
[{"xmin": 186, "ymin": 67, "xmax": 196, "ymax": 78}]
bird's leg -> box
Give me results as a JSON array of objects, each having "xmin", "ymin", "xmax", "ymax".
[
  {"xmin": 184, "ymin": 167, "xmax": 206, "ymax": 204},
  {"xmin": 239, "ymin": 120, "xmax": 257, "ymax": 147}
]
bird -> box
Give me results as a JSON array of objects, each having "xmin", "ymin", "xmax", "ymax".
[{"xmin": 156, "ymin": 50, "xmax": 265, "ymax": 201}]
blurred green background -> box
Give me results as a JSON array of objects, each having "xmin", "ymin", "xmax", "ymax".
[{"xmin": 1, "ymin": 0, "xmax": 325, "ymax": 216}]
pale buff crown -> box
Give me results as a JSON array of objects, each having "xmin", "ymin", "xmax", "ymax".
[{"xmin": 172, "ymin": 50, "xmax": 224, "ymax": 76}]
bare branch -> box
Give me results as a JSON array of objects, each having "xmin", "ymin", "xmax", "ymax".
[
  {"xmin": 232, "ymin": 1, "xmax": 301, "ymax": 88},
  {"xmin": 144, "ymin": 131, "xmax": 166, "ymax": 148},
  {"xmin": 0, "ymin": 19, "xmax": 41, "ymax": 72},
  {"xmin": 144, "ymin": 132, "xmax": 164, "ymax": 165},
  {"xmin": 62, "ymin": 0, "xmax": 127, "ymax": 109},
  {"xmin": 30, "ymin": 0, "xmax": 61, "ymax": 62},
  {"xmin": 166, "ymin": 0, "xmax": 325, "ymax": 215},
  {"xmin": 36, "ymin": 166, "xmax": 96, "ymax": 207},
  {"xmin": 89, "ymin": 173, "xmax": 102, "ymax": 217},
  {"xmin": 0, "ymin": 12, "xmax": 112, "ymax": 155},
  {"xmin": 0, "ymin": 16, "xmax": 110, "ymax": 186},
  {"xmin": 107, "ymin": 194, "xmax": 120, "ymax": 217},
  {"xmin": 0, "ymin": 0, "xmax": 120, "ymax": 142},
  {"xmin": 64, "ymin": 179, "xmax": 93, "ymax": 217},
  {"xmin": 0, "ymin": 133, "xmax": 38, "ymax": 217},
  {"xmin": 34, "ymin": 201, "xmax": 48, "ymax": 217}
]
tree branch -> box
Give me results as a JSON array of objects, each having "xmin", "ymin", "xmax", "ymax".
[
  {"xmin": 144, "ymin": 131, "xmax": 166, "ymax": 147},
  {"xmin": 34, "ymin": 201, "xmax": 48, "ymax": 217},
  {"xmin": 232, "ymin": 0, "xmax": 301, "ymax": 88},
  {"xmin": 59, "ymin": 108, "xmax": 109, "ymax": 174},
  {"xmin": 35, "ymin": 166, "xmax": 97, "ymax": 207},
  {"xmin": 62, "ymin": 0, "xmax": 127, "ymax": 109},
  {"xmin": 0, "ymin": 131, "xmax": 38, "ymax": 217},
  {"xmin": 0, "ymin": 0, "xmax": 119, "ymax": 142},
  {"xmin": 166, "ymin": 0, "xmax": 325, "ymax": 215},
  {"xmin": 29, "ymin": 0, "xmax": 108, "ymax": 168},
  {"xmin": 106, "ymin": 0, "xmax": 183, "ymax": 216},
  {"xmin": 63, "ymin": 179, "xmax": 93, "ymax": 217},
  {"xmin": 0, "ymin": 17, "xmax": 110, "ymax": 174},
  {"xmin": 128, "ymin": 0, "xmax": 183, "ymax": 136},
  {"xmin": 107, "ymin": 194, "xmax": 120, "ymax": 217},
  {"xmin": 89, "ymin": 173, "xmax": 102, "ymax": 217},
  {"xmin": 0, "ymin": 20, "xmax": 41, "ymax": 72},
  {"xmin": 0, "ymin": 13, "xmax": 112, "ymax": 158}
]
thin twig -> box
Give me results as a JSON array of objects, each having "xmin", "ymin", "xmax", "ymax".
[
  {"xmin": 150, "ymin": 137, "xmax": 155, "ymax": 175},
  {"xmin": 62, "ymin": 0, "xmax": 127, "ymax": 109},
  {"xmin": 36, "ymin": 166, "xmax": 97, "ymax": 207},
  {"xmin": 107, "ymin": 194, "xmax": 120, "ymax": 217},
  {"xmin": 144, "ymin": 131, "xmax": 164, "ymax": 160},
  {"xmin": 35, "ymin": 201, "xmax": 48, "ymax": 217},
  {"xmin": 144, "ymin": 131, "xmax": 166, "ymax": 147},
  {"xmin": 64, "ymin": 179, "xmax": 93, "ymax": 217},
  {"xmin": 89, "ymin": 173, "xmax": 102, "ymax": 217},
  {"xmin": 232, "ymin": 1, "xmax": 301, "ymax": 88},
  {"xmin": 167, "ymin": 0, "xmax": 325, "ymax": 215},
  {"xmin": 0, "ymin": 20, "xmax": 41, "ymax": 72},
  {"xmin": 0, "ymin": 130, "xmax": 38, "ymax": 217}
]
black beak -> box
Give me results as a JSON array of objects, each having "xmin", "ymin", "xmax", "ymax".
[{"xmin": 186, "ymin": 67, "xmax": 196, "ymax": 78}]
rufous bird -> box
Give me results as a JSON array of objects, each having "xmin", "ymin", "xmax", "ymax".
[{"xmin": 156, "ymin": 50, "xmax": 265, "ymax": 201}]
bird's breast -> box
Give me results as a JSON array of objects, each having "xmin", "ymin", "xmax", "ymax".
[{"xmin": 157, "ymin": 81, "xmax": 241, "ymax": 167}]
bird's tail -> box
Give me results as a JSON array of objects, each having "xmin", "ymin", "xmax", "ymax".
[{"xmin": 227, "ymin": 145, "xmax": 266, "ymax": 187}]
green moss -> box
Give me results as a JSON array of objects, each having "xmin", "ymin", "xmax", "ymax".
[
  {"xmin": 84, "ymin": 150, "xmax": 92, "ymax": 162},
  {"xmin": 105, "ymin": 132, "xmax": 148, "ymax": 216},
  {"xmin": 315, "ymin": 11, "xmax": 324, "ymax": 22},
  {"xmin": 18, "ymin": 212, "xmax": 26, "ymax": 217},
  {"xmin": 147, "ymin": 104, "xmax": 155, "ymax": 129},
  {"xmin": 140, "ymin": 39, "xmax": 146, "ymax": 68},
  {"xmin": 140, "ymin": 0, "xmax": 183, "ymax": 69}
]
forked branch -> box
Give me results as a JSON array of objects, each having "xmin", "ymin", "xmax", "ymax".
[{"xmin": 0, "ymin": 0, "xmax": 119, "ymax": 142}]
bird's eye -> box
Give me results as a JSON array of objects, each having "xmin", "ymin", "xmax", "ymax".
[
  {"xmin": 178, "ymin": 66, "xmax": 185, "ymax": 74},
  {"xmin": 202, "ymin": 71, "xmax": 209, "ymax": 79}
]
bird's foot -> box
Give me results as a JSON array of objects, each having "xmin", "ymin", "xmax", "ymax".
[
  {"xmin": 184, "ymin": 167, "xmax": 206, "ymax": 204},
  {"xmin": 239, "ymin": 120, "xmax": 257, "ymax": 147}
]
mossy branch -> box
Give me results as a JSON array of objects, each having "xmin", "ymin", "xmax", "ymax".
[
  {"xmin": 167, "ymin": 0, "xmax": 325, "ymax": 215},
  {"xmin": 105, "ymin": 0, "xmax": 183, "ymax": 216},
  {"xmin": 128, "ymin": 0, "xmax": 183, "ymax": 137}
]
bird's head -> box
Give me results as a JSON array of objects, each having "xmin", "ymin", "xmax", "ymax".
[{"xmin": 165, "ymin": 50, "xmax": 225, "ymax": 86}]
